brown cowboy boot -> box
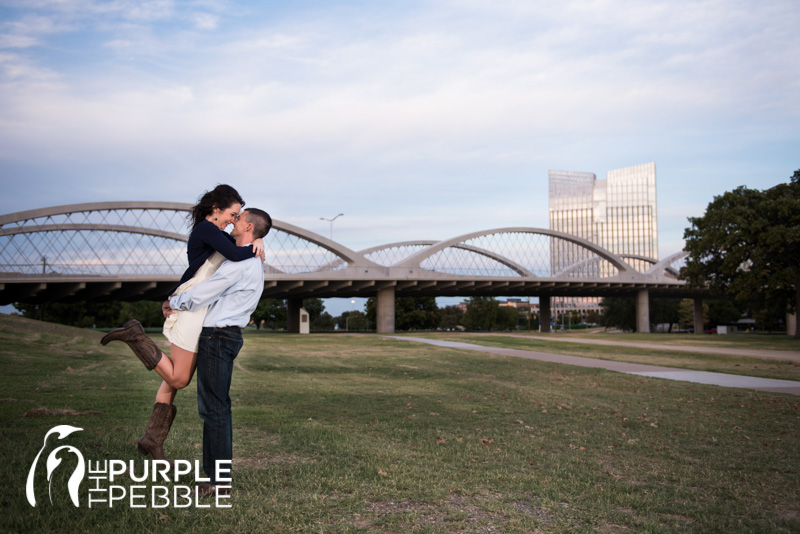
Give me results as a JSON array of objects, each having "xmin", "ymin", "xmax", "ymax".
[
  {"xmin": 100, "ymin": 319, "xmax": 162, "ymax": 370},
  {"xmin": 137, "ymin": 403, "xmax": 177, "ymax": 460}
]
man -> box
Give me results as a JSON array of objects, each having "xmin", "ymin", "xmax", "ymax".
[{"xmin": 167, "ymin": 207, "xmax": 271, "ymax": 497}]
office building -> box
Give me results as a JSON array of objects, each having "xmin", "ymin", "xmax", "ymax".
[{"xmin": 549, "ymin": 161, "xmax": 658, "ymax": 276}]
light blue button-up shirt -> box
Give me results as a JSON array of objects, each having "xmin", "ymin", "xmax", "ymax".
[{"xmin": 169, "ymin": 256, "xmax": 264, "ymax": 328}]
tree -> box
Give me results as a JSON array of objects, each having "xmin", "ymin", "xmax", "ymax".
[
  {"xmin": 650, "ymin": 298, "xmax": 681, "ymax": 332},
  {"xmin": 683, "ymin": 170, "xmax": 800, "ymax": 337},
  {"xmin": 396, "ymin": 297, "xmax": 440, "ymax": 331},
  {"xmin": 312, "ymin": 311, "xmax": 336, "ymax": 331},
  {"xmin": 252, "ymin": 298, "xmax": 286, "ymax": 329},
  {"xmin": 365, "ymin": 296, "xmax": 440, "ymax": 331},
  {"xmin": 496, "ymin": 305, "xmax": 519, "ymax": 330},
  {"xmin": 707, "ymin": 299, "xmax": 743, "ymax": 327},
  {"xmin": 462, "ymin": 297, "xmax": 498, "ymax": 330},
  {"xmin": 677, "ymin": 299, "xmax": 705, "ymax": 330},
  {"xmin": 339, "ymin": 310, "xmax": 368, "ymax": 330},
  {"xmin": 439, "ymin": 305, "xmax": 464, "ymax": 330},
  {"xmin": 599, "ymin": 297, "xmax": 636, "ymax": 331},
  {"xmin": 15, "ymin": 300, "xmax": 163, "ymax": 328},
  {"xmin": 302, "ymin": 298, "xmax": 325, "ymax": 322},
  {"xmin": 599, "ymin": 297, "xmax": 680, "ymax": 332}
]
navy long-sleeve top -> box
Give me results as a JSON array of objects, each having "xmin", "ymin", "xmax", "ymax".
[{"xmin": 169, "ymin": 219, "xmax": 255, "ymax": 295}]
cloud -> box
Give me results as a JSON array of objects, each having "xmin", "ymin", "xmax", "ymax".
[
  {"xmin": 4, "ymin": 1, "xmax": 798, "ymax": 149},
  {"xmin": 0, "ymin": 34, "xmax": 38, "ymax": 48},
  {"xmin": 191, "ymin": 12, "xmax": 218, "ymax": 30},
  {"xmin": 0, "ymin": 0, "xmax": 797, "ymax": 257}
]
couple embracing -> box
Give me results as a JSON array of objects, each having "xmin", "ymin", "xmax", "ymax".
[{"xmin": 101, "ymin": 184, "xmax": 271, "ymax": 497}]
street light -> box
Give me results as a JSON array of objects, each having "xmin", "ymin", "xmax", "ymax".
[{"xmin": 320, "ymin": 213, "xmax": 344, "ymax": 240}]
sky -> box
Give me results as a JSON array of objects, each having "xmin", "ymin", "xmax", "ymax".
[{"xmin": 1, "ymin": 0, "xmax": 798, "ymax": 316}]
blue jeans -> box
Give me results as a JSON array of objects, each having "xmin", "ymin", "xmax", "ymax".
[{"xmin": 196, "ymin": 326, "xmax": 243, "ymax": 484}]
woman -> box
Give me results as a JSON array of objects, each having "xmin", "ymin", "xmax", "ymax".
[{"xmin": 101, "ymin": 184, "xmax": 265, "ymax": 460}]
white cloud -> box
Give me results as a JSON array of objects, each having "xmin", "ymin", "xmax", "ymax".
[
  {"xmin": 0, "ymin": 51, "xmax": 59, "ymax": 83},
  {"xmin": 0, "ymin": 34, "xmax": 38, "ymax": 48},
  {"xmin": 102, "ymin": 38, "xmax": 135, "ymax": 49},
  {"xmin": 0, "ymin": 0, "xmax": 797, "ymax": 256},
  {"xmin": 191, "ymin": 12, "xmax": 218, "ymax": 30}
]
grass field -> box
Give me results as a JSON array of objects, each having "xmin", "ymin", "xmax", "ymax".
[
  {"xmin": 518, "ymin": 330, "xmax": 800, "ymax": 351},
  {"xmin": 405, "ymin": 332, "xmax": 800, "ymax": 381},
  {"xmin": 1, "ymin": 314, "xmax": 799, "ymax": 533}
]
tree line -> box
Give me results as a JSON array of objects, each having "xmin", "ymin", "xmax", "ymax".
[
  {"xmin": 12, "ymin": 296, "xmax": 520, "ymax": 332},
  {"xmin": 14, "ymin": 293, "xmax": 763, "ymax": 333}
]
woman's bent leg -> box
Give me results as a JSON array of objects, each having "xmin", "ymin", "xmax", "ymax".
[{"xmin": 154, "ymin": 344, "xmax": 199, "ymax": 390}]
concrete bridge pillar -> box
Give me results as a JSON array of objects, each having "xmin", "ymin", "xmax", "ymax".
[
  {"xmin": 636, "ymin": 289, "xmax": 650, "ymax": 333},
  {"xmin": 287, "ymin": 298, "xmax": 303, "ymax": 333},
  {"xmin": 376, "ymin": 287, "xmax": 395, "ymax": 334},
  {"xmin": 539, "ymin": 296, "xmax": 551, "ymax": 333},
  {"xmin": 693, "ymin": 298, "xmax": 704, "ymax": 335}
]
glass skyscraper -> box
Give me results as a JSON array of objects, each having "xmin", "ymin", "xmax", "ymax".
[{"xmin": 549, "ymin": 162, "xmax": 658, "ymax": 277}]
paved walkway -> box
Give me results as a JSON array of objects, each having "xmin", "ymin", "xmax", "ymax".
[
  {"xmin": 496, "ymin": 334, "xmax": 800, "ymax": 363},
  {"xmin": 387, "ymin": 336, "xmax": 800, "ymax": 396}
]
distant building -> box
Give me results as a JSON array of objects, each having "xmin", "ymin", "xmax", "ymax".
[
  {"xmin": 548, "ymin": 162, "xmax": 658, "ymax": 315},
  {"xmin": 498, "ymin": 298, "xmax": 539, "ymax": 312},
  {"xmin": 549, "ymin": 162, "xmax": 658, "ymax": 275}
]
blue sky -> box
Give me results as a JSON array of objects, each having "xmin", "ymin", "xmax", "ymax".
[{"xmin": 1, "ymin": 0, "xmax": 798, "ymax": 315}]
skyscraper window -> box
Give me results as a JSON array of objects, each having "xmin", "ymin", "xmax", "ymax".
[{"xmin": 548, "ymin": 162, "xmax": 658, "ymax": 275}]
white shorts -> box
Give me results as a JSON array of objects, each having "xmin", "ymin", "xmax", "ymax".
[{"xmin": 162, "ymin": 252, "xmax": 226, "ymax": 353}]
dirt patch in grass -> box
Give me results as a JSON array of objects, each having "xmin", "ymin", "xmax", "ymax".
[
  {"xmin": 657, "ymin": 513, "xmax": 697, "ymax": 527},
  {"xmin": 36, "ymin": 379, "xmax": 66, "ymax": 389},
  {"xmin": 511, "ymin": 500, "xmax": 551, "ymax": 521},
  {"xmin": 358, "ymin": 495, "xmax": 545, "ymax": 532},
  {"xmin": 775, "ymin": 509, "xmax": 800, "ymax": 523},
  {"xmin": 23, "ymin": 408, "xmax": 101, "ymax": 417},
  {"xmin": 66, "ymin": 362, "xmax": 104, "ymax": 374}
]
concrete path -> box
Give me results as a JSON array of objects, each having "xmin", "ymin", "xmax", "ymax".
[
  {"xmin": 479, "ymin": 333, "xmax": 800, "ymax": 363},
  {"xmin": 387, "ymin": 336, "xmax": 800, "ymax": 396}
]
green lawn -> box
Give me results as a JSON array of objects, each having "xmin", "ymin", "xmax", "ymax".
[
  {"xmin": 524, "ymin": 330, "xmax": 800, "ymax": 351},
  {"xmin": 403, "ymin": 332, "xmax": 800, "ymax": 381},
  {"xmin": 1, "ymin": 314, "xmax": 799, "ymax": 533}
]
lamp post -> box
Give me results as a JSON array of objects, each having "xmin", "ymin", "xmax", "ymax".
[{"xmin": 320, "ymin": 213, "xmax": 344, "ymax": 240}]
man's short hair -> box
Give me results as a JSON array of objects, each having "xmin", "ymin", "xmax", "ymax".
[{"xmin": 243, "ymin": 208, "xmax": 272, "ymax": 239}]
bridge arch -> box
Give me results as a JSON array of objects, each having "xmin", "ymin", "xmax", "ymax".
[
  {"xmin": 647, "ymin": 251, "xmax": 688, "ymax": 277},
  {"xmin": 397, "ymin": 227, "xmax": 637, "ymax": 276},
  {"xmin": 360, "ymin": 240, "xmax": 535, "ymax": 277},
  {"xmin": 0, "ymin": 202, "xmax": 374, "ymax": 275}
]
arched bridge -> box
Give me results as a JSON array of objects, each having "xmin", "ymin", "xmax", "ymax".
[{"xmin": 0, "ymin": 202, "xmax": 703, "ymax": 333}]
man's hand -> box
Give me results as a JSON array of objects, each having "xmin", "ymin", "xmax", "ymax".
[{"xmin": 162, "ymin": 300, "xmax": 174, "ymax": 318}]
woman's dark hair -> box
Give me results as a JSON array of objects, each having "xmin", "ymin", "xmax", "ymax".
[{"xmin": 188, "ymin": 184, "xmax": 245, "ymax": 229}]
